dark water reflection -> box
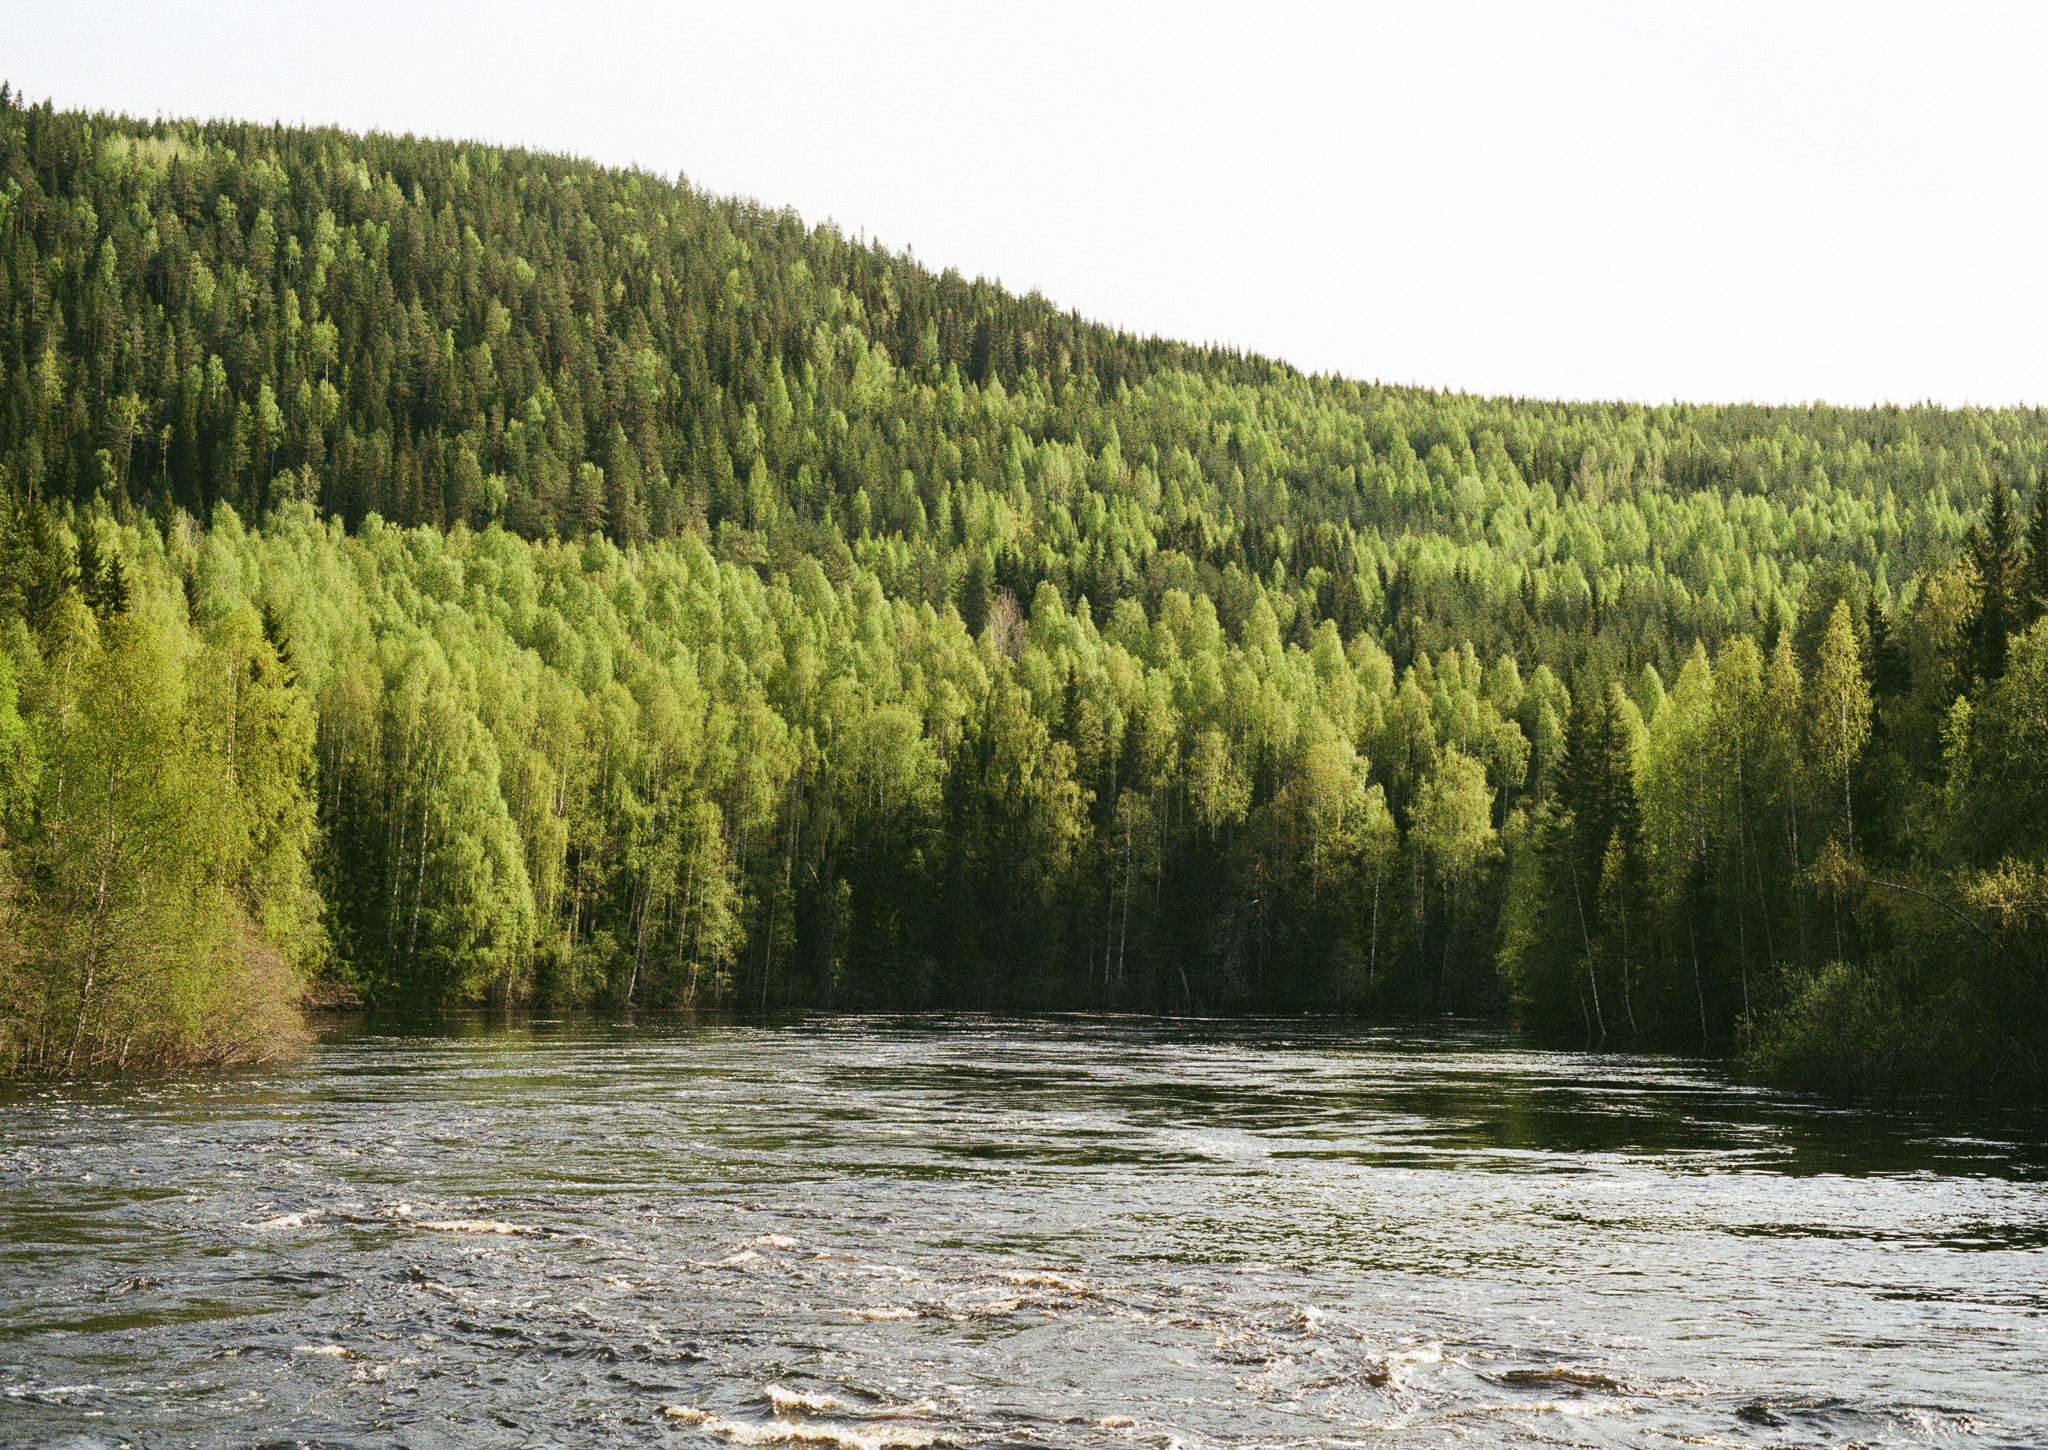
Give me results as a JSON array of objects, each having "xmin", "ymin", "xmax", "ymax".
[{"xmin": 3, "ymin": 1016, "xmax": 2044, "ymax": 1448}]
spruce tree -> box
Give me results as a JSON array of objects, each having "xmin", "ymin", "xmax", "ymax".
[
  {"xmin": 1863, "ymin": 595, "xmax": 1908, "ymax": 701},
  {"xmin": 74, "ymin": 521, "xmax": 128, "ymax": 620},
  {"xmin": 1556, "ymin": 689, "xmax": 1612, "ymax": 883},
  {"xmin": 1965, "ymin": 478, "xmax": 2023, "ymax": 684},
  {"xmin": 0, "ymin": 498, "xmax": 73, "ymax": 634},
  {"xmin": 73, "ymin": 520, "xmax": 104, "ymax": 611},
  {"xmin": 2025, "ymin": 484, "xmax": 2048, "ymax": 625},
  {"xmin": 260, "ymin": 600, "xmax": 296, "ymax": 687}
]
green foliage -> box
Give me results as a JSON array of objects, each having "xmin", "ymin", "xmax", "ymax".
[
  {"xmin": 0, "ymin": 525, "xmax": 320, "ymax": 1073},
  {"xmin": 1747, "ymin": 961, "xmax": 1923, "ymax": 1094},
  {"xmin": 2, "ymin": 93, "xmax": 2046, "ymax": 1092},
  {"xmin": 1964, "ymin": 478, "xmax": 2026, "ymax": 684},
  {"xmin": 3, "ymin": 92, "xmax": 2041, "ymax": 689}
]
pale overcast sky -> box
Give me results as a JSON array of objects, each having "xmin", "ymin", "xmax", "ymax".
[{"xmin": 7, "ymin": 1, "xmax": 2046, "ymax": 407}]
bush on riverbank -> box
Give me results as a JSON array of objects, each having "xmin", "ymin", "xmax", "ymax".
[
  {"xmin": 1748, "ymin": 953, "xmax": 2042, "ymax": 1099},
  {"xmin": 1749, "ymin": 960, "xmax": 1942, "ymax": 1094},
  {"xmin": 1747, "ymin": 830, "xmax": 2048, "ymax": 1097},
  {"xmin": 0, "ymin": 500, "xmax": 320, "ymax": 1076}
]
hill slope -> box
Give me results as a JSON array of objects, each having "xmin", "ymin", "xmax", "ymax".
[{"xmin": 2, "ymin": 91, "xmax": 2045, "ymax": 1091}]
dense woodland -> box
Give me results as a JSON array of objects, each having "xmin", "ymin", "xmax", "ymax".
[{"xmin": 2, "ymin": 91, "xmax": 2045, "ymax": 1092}]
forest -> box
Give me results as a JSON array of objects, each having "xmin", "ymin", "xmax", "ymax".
[{"xmin": 1, "ymin": 88, "xmax": 2045, "ymax": 1093}]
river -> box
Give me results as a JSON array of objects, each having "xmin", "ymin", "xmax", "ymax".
[{"xmin": 2, "ymin": 1017, "xmax": 2044, "ymax": 1448}]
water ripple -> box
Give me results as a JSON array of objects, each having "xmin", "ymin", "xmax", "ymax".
[{"xmin": 1, "ymin": 1016, "xmax": 2043, "ymax": 1448}]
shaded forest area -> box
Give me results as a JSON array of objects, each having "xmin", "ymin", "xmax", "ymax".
[{"xmin": 2, "ymin": 90, "xmax": 2045, "ymax": 1092}]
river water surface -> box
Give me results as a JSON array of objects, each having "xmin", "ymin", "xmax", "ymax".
[{"xmin": 3, "ymin": 1017, "xmax": 2045, "ymax": 1448}]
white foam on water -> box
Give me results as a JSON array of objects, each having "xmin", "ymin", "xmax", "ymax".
[
  {"xmin": 767, "ymin": 1384, "xmax": 846, "ymax": 1414},
  {"xmin": 1456, "ymin": 1398, "xmax": 1635, "ymax": 1420},
  {"xmin": 1364, "ymin": 1340, "xmax": 1444, "ymax": 1391},
  {"xmin": 417, "ymin": 1218, "xmax": 525, "ymax": 1234},
  {"xmin": 662, "ymin": 1406, "xmax": 944, "ymax": 1450},
  {"xmin": 875, "ymin": 1399, "xmax": 938, "ymax": 1418},
  {"xmin": 1528, "ymin": 1399, "xmax": 1631, "ymax": 1418},
  {"xmin": 856, "ymin": 1261, "xmax": 915, "ymax": 1277},
  {"xmin": 997, "ymin": 1270, "xmax": 1085, "ymax": 1291},
  {"xmin": 945, "ymin": 1297, "xmax": 1021, "ymax": 1320},
  {"xmin": 5, "ymin": 1384, "xmax": 104, "ymax": 1399}
]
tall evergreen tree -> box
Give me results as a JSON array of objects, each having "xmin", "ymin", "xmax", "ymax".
[
  {"xmin": 1863, "ymin": 595, "xmax": 1909, "ymax": 702},
  {"xmin": 1964, "ymin": 478, "xmax": 2024, "ymax": 683},
  {"xmin": 2025, "ymin": 484, "xmax": 2048, "ymax": 625}
]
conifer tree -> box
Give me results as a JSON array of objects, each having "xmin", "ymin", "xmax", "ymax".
[
  {"xmin": 1810, "ymin": 601, "xmax": 1871, "ymax": 850},
  {"xmin": 1863, "ymin": 596, "xmax": 1908, "ymax": 702},
  {"xmin": 2025, "ymin": 484, "xmax": 2048, "ymax": 625},
  {"xmin": 1965, "ymin": 478, "xmax": 2024, "ymax": 684},
  {"xmin": 0, "ymin": 498, "xmax": 73, "ymax": 636}
]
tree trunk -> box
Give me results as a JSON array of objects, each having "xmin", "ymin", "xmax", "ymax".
[
  {"xmin": 1367, "ymin": 876, "xmax": 1381, "ymax": 994},
  {"xmin": 1569, "ymin": 853, "xmax": 1605, "ymax": 1042}
]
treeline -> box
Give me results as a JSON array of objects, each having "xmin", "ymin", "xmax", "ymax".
[
  {"xmin": 1, "ymin": 93, "xmax": 2046, "ymax": 1091},
  {"xmin": 7, "ymin": 87, "xmax": 2046, "ymax": 686},
  {"xmin": 5, "ymin": 489, "xmax": 2045, "ymax": 1091}
]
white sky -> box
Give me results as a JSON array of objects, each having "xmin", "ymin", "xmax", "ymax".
[{"xmin": 8, "ymin": 0, "xmax": 2047, "ymax": 407}]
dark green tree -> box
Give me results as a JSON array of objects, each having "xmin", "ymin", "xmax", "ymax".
[
  {"xmin": 2024, "ymin": 484, "xmax": 2048, "ymax": 625},
  {"xmin": 1964, "ymin": 478, "xmax": 2024, "ymax": 684}
]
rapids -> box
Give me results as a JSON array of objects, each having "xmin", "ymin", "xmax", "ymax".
[{"xmin": 3, "ymin": 1017, "xmax": 2043, "ymax": 1447}]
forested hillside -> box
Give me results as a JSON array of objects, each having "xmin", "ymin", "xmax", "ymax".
[{"xmin": 2, "ymin": 89, "xmax": 2046, "ymax": 1092}]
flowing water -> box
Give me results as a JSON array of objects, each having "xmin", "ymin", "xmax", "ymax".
[{"xmin": 3, "ymin": 1017, "xmax": 2045, "ymax": 1449}]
